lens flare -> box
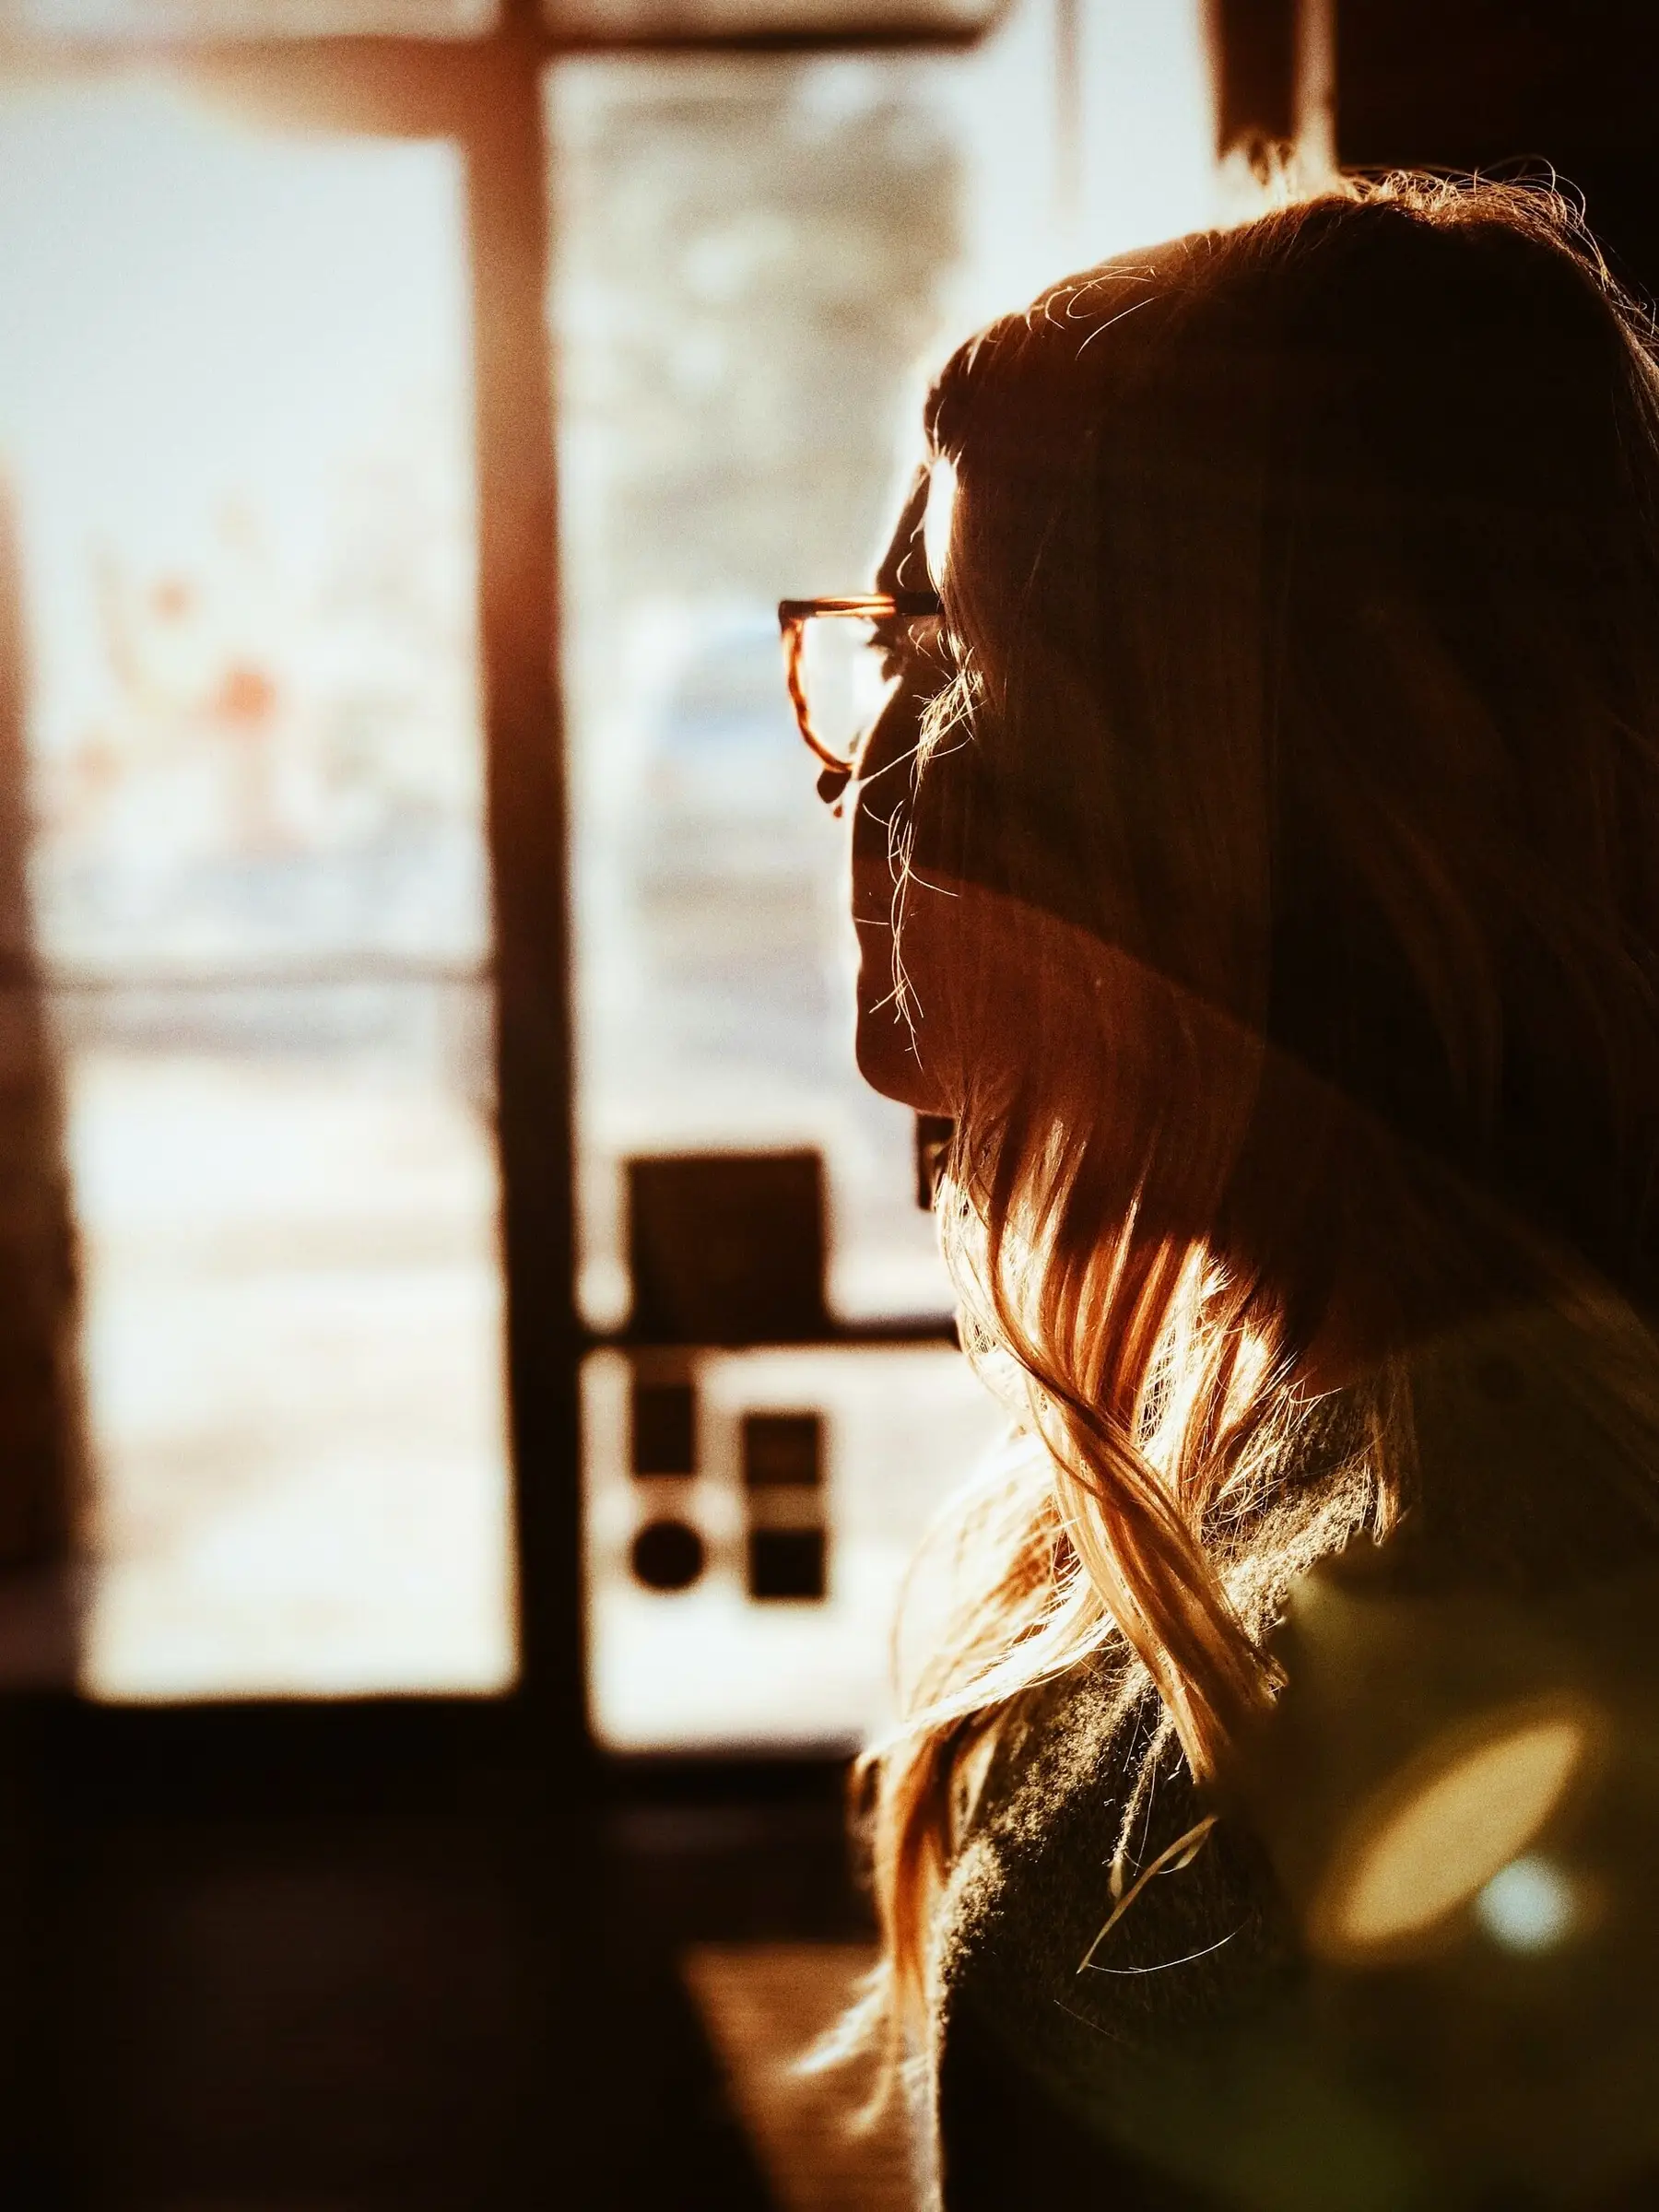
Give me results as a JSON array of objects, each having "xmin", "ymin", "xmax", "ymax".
[
  {"xmin": 1310, "ymin": 1700, "xmax": 1594, "ymax": 1960},
  {"xmin": 1475, "ymin": 1854, "xmax": 1578, "ymax": 1953}
]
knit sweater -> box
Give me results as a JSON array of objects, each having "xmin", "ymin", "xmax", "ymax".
[
  {"xmin": 933, "ymin": 1654, "xmax": 1308, "ymax": 2210},
  {"xmin": 925, "ymin": 1306, "xmax": 1659, "ymax": 2211}
]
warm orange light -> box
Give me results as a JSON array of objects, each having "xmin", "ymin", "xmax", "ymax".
[
  {"xmin": 1310, "ymin": 1700, "xmax": 1595, "ymax": 1961},
  {"xmin": 923, "ymin": 457, "xmax": 958, "ymax": 594}
]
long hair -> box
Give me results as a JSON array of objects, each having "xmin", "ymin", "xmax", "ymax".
[{"xmin": 852, "ymin": 173, "xmax": 1659, "ymax": 2065}]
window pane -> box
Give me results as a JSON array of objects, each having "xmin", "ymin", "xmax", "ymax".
[
  {"xmin": 0, "ymin": 84, "xmax": 515, "ymax": 1698},
  {"xmin": 585, "ymin": 1344, "xmax": 1004, "ymax": 1749},
  {"xmin": 552, "ymin": 11, "xmax": 1218, "ymax": 1749},
  {"xmin": 555, "ymin": 51, "xmax": 974, "ymax": 1331}
]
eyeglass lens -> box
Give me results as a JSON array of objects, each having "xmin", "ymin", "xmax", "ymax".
[{"xmin": 796, "ymin": 610, "xmax": 947, "ymax": 774}]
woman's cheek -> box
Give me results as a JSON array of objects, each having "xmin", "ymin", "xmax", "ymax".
[{"xmin": 853, "ymin": 865, "xmax": 973, "ymax": 1113}]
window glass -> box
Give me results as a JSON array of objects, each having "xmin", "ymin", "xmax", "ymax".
[
  {"xmin": 0, "ymin": 84, "xmax": 515, "ymax": 1698},
  {"xmin": 552, "ymin": 4, "xmax": 1218, "ymax": 1748},
  {"xmin": 555, "ymin": 36, "xmax": 1052, "ymax": 1332},
  {"xmin": 585, "ymin": 1344, "xmax": 1006, "ymax": 1749}
]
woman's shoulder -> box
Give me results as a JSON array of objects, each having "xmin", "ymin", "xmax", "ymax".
[
  {"xmin": 924, "ymin": 1305, "xmax": 1659, "ymax": 2205},
  {"xmin": 936, "ymin": 1653, "xmax": 1293, "ymax": 2074},
  {"xmin": 930, "ymin": 1651, "xmax": 1299, "ymax": 2204}
]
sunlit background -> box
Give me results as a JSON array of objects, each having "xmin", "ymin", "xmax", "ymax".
[
  {"xmin": 0, "ymin": 88, "xmax": 512, "ymax": 1696},
  {"xmin": 0, "ymin": 0, "xmax": 1225, "ymax": 1735},
  {"xmin": 557, "ymin": 0, "xmax": 1224, "ymax": 1749},
  {"xmin": 6, "ymin": 13, "xmax": 1659, "ymax": 2210}
]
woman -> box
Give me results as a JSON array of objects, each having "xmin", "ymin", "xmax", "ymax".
[{"xmin": 791, "ymin": 175, "xmax": 1659, "ymax": 2206}]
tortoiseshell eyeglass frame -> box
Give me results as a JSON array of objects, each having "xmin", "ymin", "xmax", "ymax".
[{"xmin": 778, "ymin": 591, "xmax": 944, "ymax": 804}]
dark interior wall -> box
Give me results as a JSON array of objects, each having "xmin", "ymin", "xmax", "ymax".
[
  {"xmin": 1211, "ymin": 0, "xmax": 1300, "ymax": 151},
  {"xmin": 1338, "ymin": 1, "xmax": 1659, "ymax": 301}
]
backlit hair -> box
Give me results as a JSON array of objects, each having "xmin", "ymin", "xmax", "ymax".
[{"xmin": 849, "ymin": 173, "xmax": 1659, "ymax": 2074}]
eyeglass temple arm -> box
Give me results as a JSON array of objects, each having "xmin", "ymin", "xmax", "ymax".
[{"xmin": 776, "ymin": 592, "xmax": 941, "ymax": 624}]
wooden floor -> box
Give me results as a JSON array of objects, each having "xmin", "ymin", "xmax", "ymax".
[{"xmin": 683, "ymin": 1943, "xmax": 913, "ymax": 2212}]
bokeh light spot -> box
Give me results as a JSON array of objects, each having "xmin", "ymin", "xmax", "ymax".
[
  {"xmin": 1312, "ymin": 1704, "xmax": 1593, "ymax": 1959},
  {"xmin": 1475, "ymin": 1854, "xmax": 1578, "ymax": 1952}
]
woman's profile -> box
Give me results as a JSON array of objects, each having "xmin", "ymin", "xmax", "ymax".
[{"xmin": 784, "ymin": 173, "xmax": 1659, "ymax": 2206}]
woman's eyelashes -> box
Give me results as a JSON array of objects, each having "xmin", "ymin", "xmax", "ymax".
[
  {"xmin": 849, "ymin": 619, "xmax": 958, "ymax": 804},
  {"xmin": 874, "ymin": 615, "xmax": 952, "ymax": 690}
]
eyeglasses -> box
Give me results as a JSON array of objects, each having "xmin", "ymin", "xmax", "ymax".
[{"xmin": 777, "ymin": 591, "xmax": 945, "ymax": 803}]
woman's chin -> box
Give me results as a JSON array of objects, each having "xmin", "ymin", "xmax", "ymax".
[{"xmin": 853, "ymin": 1004, "xmax": 952, "ymax": 1114}]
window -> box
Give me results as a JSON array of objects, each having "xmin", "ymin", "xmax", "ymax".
[
  {"xmin": 0, "ymin": 0, "xmax": 1219, "ymax": 1739},
  {"xmin": 553, "ymin": 4, "xmax": 1218, "ymax": 1749},
  {"xmin": 0, "ymin": 83, "xmax": 515, "ymax": 1697}
]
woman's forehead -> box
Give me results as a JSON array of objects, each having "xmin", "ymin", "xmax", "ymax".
[{"xmin": 924, "ymin": 455, "xmax": 958, "ymax": 587}]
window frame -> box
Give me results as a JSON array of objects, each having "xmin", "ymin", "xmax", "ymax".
[{"xmin": 0, "ymin": 0, "xmax": 997, "ymax": 1798}]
